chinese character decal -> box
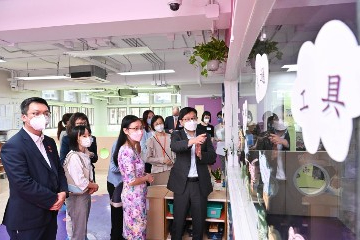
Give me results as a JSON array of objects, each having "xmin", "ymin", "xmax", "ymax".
[
  {"xmin": 291, "ymin": 20, "xmax": 360, "ymax": 162},
  {"xmin": 255, "ymin": 54, "xmax": 269, "ymax": 103}
]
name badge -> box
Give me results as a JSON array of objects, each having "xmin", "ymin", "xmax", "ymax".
[{"xmin": 207, "ymin": 127, "xmax": 211, "ymax": 131}]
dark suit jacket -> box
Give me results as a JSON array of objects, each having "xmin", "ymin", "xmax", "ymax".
[
  {"xmin": 60, "ymin": 134, "xmax": 98, "ymax": 165},
  {"xmin": 164, "ymin": 116, "xmax": 183, "ymax": 134},
  {"xmin": 1, "ymin": 128, "xmax": 68, "ymax": 230},
  {"xmin": 167, "ymin": 129, "xmax": 216, "ymax": 197}
]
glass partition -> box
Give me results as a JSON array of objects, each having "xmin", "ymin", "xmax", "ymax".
[{"xmin": 236, "ymin": 1, "xmax": 358, "ymax": 239}]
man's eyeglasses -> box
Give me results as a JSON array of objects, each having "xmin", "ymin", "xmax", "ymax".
[
  {"xmin": 182, "ymin": 117, "xmax": 197, "ymax": 122},
  {"xmin": 128, "ymin": 126, "xmax": 144, "ymax": 131},
  {"xmin": 29, "ymin": 111, "xmax": 51, "ymax": 118}
]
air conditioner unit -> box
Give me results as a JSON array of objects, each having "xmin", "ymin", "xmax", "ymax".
[
  {"xmin": 118, "ymin": 89, "xmax": 138, "ymax": 98},
  {"xmin": 68, "ymin": 65, "xmax": 109, "ymax": 83}
]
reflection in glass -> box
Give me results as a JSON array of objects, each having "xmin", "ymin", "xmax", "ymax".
[{"xmin": 294, "ymin": 164, "xmax": 329, "ymax": 196}]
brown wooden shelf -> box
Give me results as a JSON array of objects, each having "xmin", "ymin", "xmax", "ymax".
[{"xmin": 166, "ymin": 209, "xmax": 226, "ymax": 223}]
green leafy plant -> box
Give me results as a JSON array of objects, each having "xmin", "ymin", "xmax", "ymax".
[
  {"xmin": 248, "ymin": 39, "xmax": 283, "ymax": 61},
  {"xmin": 189, "ymin": 37, "xmax": 229, "ymax": 77},
  {"xmin": 211, "ymin": 168, "xmax": 222, "ymax": 182}
]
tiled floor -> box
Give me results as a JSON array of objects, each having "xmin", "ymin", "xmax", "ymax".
[{"xmin": 0, "ymin": 170, "xmax": 112, "ymax": 240}]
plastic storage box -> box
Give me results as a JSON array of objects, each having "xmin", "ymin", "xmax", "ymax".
[{"xmin": 206, "ymin": 202, "xmax": 223, "ymax": 218}]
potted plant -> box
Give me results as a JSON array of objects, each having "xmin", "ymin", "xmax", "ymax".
[
  {"xmin": 248, "ymin": 39, "xmax": 283, "ymax": 69},
  {"xmin": 189, "ymin": 37, "xmax": 229, "ymax": 77},
  {"xmin": 211, "ymin": 168, "xmax": 222, "ymax": 183},
  {"xmin": 211, "ymin": 168, "xmax": 223, "ymax": 190}
]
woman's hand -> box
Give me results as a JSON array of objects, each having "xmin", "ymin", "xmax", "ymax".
[
  {"xmin": 145, "ymin": 173, "xmax": 154, "ymax": 184},
  {"xmin": 164, "ymin": 158, "xmax": 173, "ymax": 165},
  {"xmin": 88, "ymin": 182, "xmax": 99, "ymax": 194}
]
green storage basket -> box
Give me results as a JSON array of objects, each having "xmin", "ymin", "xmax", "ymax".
[{"xmin": 207, "ymin": 202, "xmax": 223, "ymax": 218}]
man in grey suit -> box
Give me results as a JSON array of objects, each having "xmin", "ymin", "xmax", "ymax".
[{"xmin": 167, "ymin": 107, "xmax": 216, "ymax": 240}]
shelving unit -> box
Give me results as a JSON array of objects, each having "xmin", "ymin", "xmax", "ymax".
[{"xmin": 164, "ymin": 190, "xmax": 227, "ymax": 240}]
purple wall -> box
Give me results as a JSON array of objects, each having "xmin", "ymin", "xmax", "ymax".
[
  {"xmin": 188, "ymin": 97, "xmax": 222, "ymax": 170},
  {"xmin": 187, "ymin": 97, "xmax": 222, "ymax": 124}
]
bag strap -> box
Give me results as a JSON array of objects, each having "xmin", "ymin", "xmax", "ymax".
[{"xmin": 152, "ymin": 135, "xmax": 173, "ymax": 160}]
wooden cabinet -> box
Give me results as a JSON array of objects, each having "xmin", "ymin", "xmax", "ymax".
[
  {"xmin": 146, "ymin": 185, "xmax": 169, "ymax": 240},
  {"xmin": 164, "ymin": 190, "xmax": 227, "ymax": 240}
]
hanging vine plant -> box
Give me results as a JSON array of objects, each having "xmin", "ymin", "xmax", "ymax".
[
  {"xmin": 189, "ymin": 37, "xmax": 229, "ymax": 77},
  {"xmin": 248, "ymin": 39, "xmax": 283, "ymax": 68}
]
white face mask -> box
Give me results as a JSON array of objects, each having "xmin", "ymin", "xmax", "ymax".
[
  {"xmin": 129, "ymin": 130, "xmax": 143, "ymax": 142},
  {"xmin": 184, "ymin": 120, "xmax": 197, "ymax": 131},
  {"xmin": 80, "ymin": 137, "xmax": 92, "ymax": 148},
  {"xmin": 154, "ymin": 124, "xmax": 164, "ymax": 133},
  {"xmin": 204, "ymin": 118, "xmax": 210, "ymax": 124},
  {"xmin": 29, "ymin": 114, "xmax": 47, "ymax": 131}
]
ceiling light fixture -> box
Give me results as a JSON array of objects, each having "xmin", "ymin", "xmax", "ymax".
[
  {"xmin": 64, "ymin": 47, "xmax": 153, "ymax": 57},
  {"xmin": 15, "ymin": 75, "xmax": 71, "ymax": 80},
  {"xmin": 70, "ymin": 89, "xmax": 105, "ymax": 93},
  {"xmin": 129, "ymin": 86, "xmax": 170, "ymax": 90},
  {"xmin": 118, "ymin": 69, "xmax": 175, "ymax": 76},
  {"xmin": 281, "ymin": 64, "xmax": 298, "ymax": 72}
]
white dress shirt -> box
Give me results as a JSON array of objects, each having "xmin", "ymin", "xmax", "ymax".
[
  {"xmin": 23, "ymin": 127, "xmax": 51, "ymax": 168},
  {"xmin": 184, "ymin": 129, "xmax": 198, "ymax": 177}
]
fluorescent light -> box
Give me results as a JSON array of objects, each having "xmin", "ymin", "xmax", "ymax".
[
  {"xmin": 65, "ymin": 47, "xmax": 153, "ymax": 57},
  {"xmin": 129, "ymin": 86, "xmax": 169, "ymax": 90},
  {"xmin": 70, "ymin": 89, "xmax": 105, "ymax": 92},
  {"xmin": 0, "ymin": 57, "xmax": 6, "ymax": 63},
  {"xmin": 16, "ymin": 75, "xmax": 71, "ymax": 80},
  {"xmin": 118, "ymin": 69, "xmax": 175, "ymax": 76},
  {"xmin": 282, "ymin": 64, "xmax": 298, "ymax": 72},
  {"xmin": 88, "ymin": 96, "xmax": 108, "ymax": 101}
]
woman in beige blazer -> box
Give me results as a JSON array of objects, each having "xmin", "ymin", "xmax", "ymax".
[{"xmin": 145, "ymin": 115, "xmax": 175, "ymax": 185}]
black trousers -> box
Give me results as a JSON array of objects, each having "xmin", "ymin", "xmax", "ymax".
[
  {"xmin": 172, "ymin": 181, "xmax": 207, "ymax": 240},
  {"xmin": 6, "ymin": 211, "xmax": 57, "ymax": 240},
  {"xmin": 107, "ymin": 181, "xmax": 125, "ymax": 240}
]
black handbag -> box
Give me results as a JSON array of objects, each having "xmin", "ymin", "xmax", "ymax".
[{"xmin": 110, "ymin": 182, "xmax": 123, "ymax": 208}]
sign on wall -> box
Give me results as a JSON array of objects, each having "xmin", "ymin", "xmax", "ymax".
[
  {"xmin": 255, "ymin": 54, "xmax": 269, "ymax": 103},
  {"xmin": 291, "ymin": 20, "xmax": 360, "ymax": 162}
]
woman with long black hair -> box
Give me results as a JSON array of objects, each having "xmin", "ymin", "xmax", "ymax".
[{"xmin": 113, "ymin": 115, "xmax": 154, "ymax": 239}]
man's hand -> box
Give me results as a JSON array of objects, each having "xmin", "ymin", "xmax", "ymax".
[
  {"xmin": 169, "ymin": 129, "xmax": 174, "ymax": 133},
  {"xmin": 189, "ymin": 133, "xmax": 207, "ymax": 146},
  {"xmin": 49, "ymin": 192, "xmax": 66, "ymax": 211}
]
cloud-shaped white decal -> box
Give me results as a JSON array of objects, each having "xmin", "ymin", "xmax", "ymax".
[
  {"xmin": 255, "ymin": 54, "xmax": 269, "ymax": 103},
  {"xmin": 291, "ymin": 20, "xmax": 360, "ymax": 162}
]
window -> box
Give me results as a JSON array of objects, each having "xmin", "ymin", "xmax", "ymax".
[
  {"xmin": 130, "ymin": 93, "xmax": 149, "ymax": 104},
  {"xmin": 154, "ymin": 92, "xmax": 171, "ymax": 104},
  {"xmin": 64, "ymin": 91, "xmax": 77, "ymax": 102}
]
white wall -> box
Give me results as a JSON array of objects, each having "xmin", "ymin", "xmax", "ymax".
[{"xmin": 180, "ymin": 83, "xmax": 223, "ymax": 106}]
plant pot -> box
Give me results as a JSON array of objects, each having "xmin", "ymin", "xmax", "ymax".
[
  {"xmin": 214, "ymin": 182, "xmax": 223, "ymax": 191},
  {"xmin": 207, "ymin": 60, "xmax": 220, "ymax": 71}
]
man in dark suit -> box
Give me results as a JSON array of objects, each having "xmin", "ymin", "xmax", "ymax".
[
  {"xmin": 164, "ymin": 106, "xmax": 182, "ymax": 133},
  {"xmin": 167, "ymin": 107, "xmax": 216, "ymax": 240},
  {"xmin": 1, "ymin": 97, "xmax": 68, "ymax": 240}
]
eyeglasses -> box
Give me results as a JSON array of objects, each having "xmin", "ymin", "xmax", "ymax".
[
  {"xmin": 128, "ymin": 126, "xmax": 144, "ymax": 131},
  {"xmin": 29, "ymin": 111, "xmax": 51, "ymax": 118},
  {"xmin": 182, "ymin": 117, "xmax": 197, "ymax": 122}
]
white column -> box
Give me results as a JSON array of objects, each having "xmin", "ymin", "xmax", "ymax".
[{"xmin": 224, "ymin": 80, "xmax": 239, "ymax": 167}]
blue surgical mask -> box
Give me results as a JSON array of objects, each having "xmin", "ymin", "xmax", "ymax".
[
  {"xmin": 217, "ymin": 117, "xmax": 223, "ymax": 124},
  {"xmin": 147, "ymin": 118, "xmax": 152, "ymax": 125}
]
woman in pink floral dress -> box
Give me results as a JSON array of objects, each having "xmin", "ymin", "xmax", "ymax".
[{"xmin": 113, "ymin": 115, "xmax": 154, "ymax": 240}]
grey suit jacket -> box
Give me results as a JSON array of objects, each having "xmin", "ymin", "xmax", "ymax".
[{"xmin": 167, "ymin": 129, "xmax": 216, "ymax": 196}]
